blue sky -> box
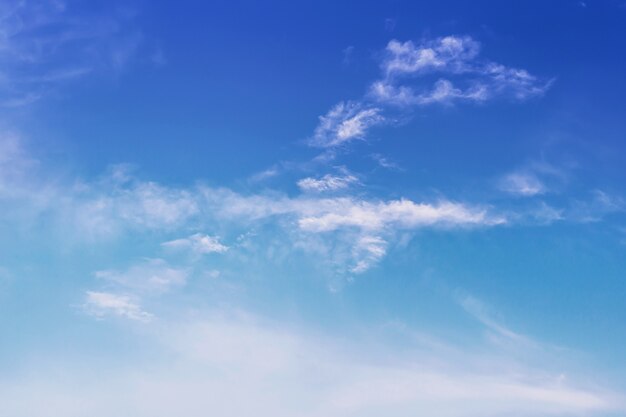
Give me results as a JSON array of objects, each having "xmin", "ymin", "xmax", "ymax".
[{"xmin": 1, "ymin": 0, "xmax": 626, "ymax": 416}]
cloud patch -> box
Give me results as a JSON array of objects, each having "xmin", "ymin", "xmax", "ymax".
[
  {"xmin": 297, "ymin": 173, "xmax": 359, "ymax": 193},
  {"xmin": 82, "ymin": 291, "xmax": 152, "ymax": 322},
  {"xmin": 311, "ymin": 35, "xmax": 551, "ymax": 149},
  {"xmin": 94, "ymin": 258, "xmax": 188, "ymax": 295},
  {"xmin": 310, "ymin": 101, "xmax": 384, "ymax": 148},
  {"xmin": 162, "ymin": 233, "xmax": 229, "ymax": 255}
]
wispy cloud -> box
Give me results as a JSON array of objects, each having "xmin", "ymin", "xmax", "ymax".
[
  {"xmin": 297, "ymin": 173, "xmax": 359, "ymax": 193},
  {"xmin": 372, "ymin": 35, "xmax": 552, "ymax": 106},
  {"xmin": 371, "ymin": 153, "xmax": 402, "ymax": 170},
  {"xmin": 0, "ymin": 0, "xmax": 144, "ymax": 106},
  {"xmin": 567, "ymin": 189, "xmax": 625, "ymax": 222},
  {"xmin": 499, "ymin": 172, "xmax": 547, "ymax": 196},
  {"xmin": 1, "ymin": 309, "xmax": 621, "ymax": 416},
  {"xmin": 382, "ymin": 36, "xmax": 481, "ymax": 76},
  {"xmin": 82, "ymin": 291, "xmax": 153, "ymax": 322},
  {"xmin": 310, "ymin": 101, "xmax": 384, "ymax": 148},
  {"xmin": 162, "ymin": 233, "xmax": 229, "ymax": 255},
  {"xmin": 249, "ymin": 165, "xmax": 281, "ymax": 182},
  {"xmin": 310, "ymin": 35, "xmax": 551, "ymax": 148},
  {"xmin": 94, "ymin": 258, "xmax": 188, "ymax": 295},
  {"xmin": 294, "ymin": 199, "xmax": 504, "ymax": 233},
  {"xmin": 3, "ymin": 132, "xmax": 622, "ymax": 278},
  {"xmin": 212, "ymin": 194, "xmax": 504, "ymax": 273},
  {"xmin": 84, "ymin": 258, "xmax": 189, "ymax": 321},
  {"xmin": 459, "ymin": 294, "xmax": 528, "ymax": 343},
  {"xmin": 350, "ymin": 235, "xmax": 387, "ymax": 273}
]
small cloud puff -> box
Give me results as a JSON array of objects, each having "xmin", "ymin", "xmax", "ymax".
[
  {"xmin": 162, "ymin": 233, "xmax": 229, "ymax": 255},
  {"xmin": 83, "ymin": 291, "xmax": 153, "ymax": 322},
  {"xmin": 95, "ymin": 258, "xmax": 188, "ymax": 295},
  {"xmin": 297, "ymin": 174, "xmax": 359, "ymax": 193},
  {"xmin": 311, "ymin": 35, "xmax": 551, "ymax": 149},
  {"xmin": 310, "ymin": 101, "xmax": 384, "ymax": 148},
  {"xmin": 499, "ymin": 172, "xmax": 547, "ymax": 196}
]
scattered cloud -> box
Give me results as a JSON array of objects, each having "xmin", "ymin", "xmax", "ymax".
[
  {"xmin": 310, "ymin": 35, "xmax": 551, "ymax": 149},
  {"xmin": 373, "ymin": 35, "xmax": 551, "ymax": 105},
  {"xmin": 249, "ymin": 165, "xmax": 281, "ymax": 182},
  {"xmin": 295, "ymin": 199, "xmax": 504, "ymax": 233},
  {"xmin": 82, "ymin": 291, "xmax": 152, "ymax": 322},
  {"xmin": 297, "ymin": 173, "xmax": 359, "ymax": 193},
  {"xmin": 309, "ymin": 101, "xmax": 384, "ymax": 148},
  {"xmin": 382, "ymin": 36, "xmax": 481, "ymax": 76},
  {"xmin": 71, "ymin": 180, "xmax": 200, "ymax": 239},
  {"xmin": 1, "ymin": 310, "xmax": 621, "ymax": 417},
  {"xmin": 499, "ymin": 172, "xmax": 547, "ymax": 196},
  {"xmin": 2, "ymin": 132, "xmax": 622, "ymax": 278},
  {"xmin": 384, "ymin": 17, "xmax": 396, "ymax": 32},
  {"xmin": 567, "ymin": 190, "xmax": 625, "ymax": 222},
  {"xmin": 498, "ymin": 160, "xmax": 570, "ymax": 198},
  {"xmin": 94, "ymin": 258, "xmax": 188, "ymax": 295},
  {"xmin": 531, "ymin": 202, "xmax": 564, "ymax": 224},
  {"xmin": 371, "ymin": 153, "xmax": 402, "ymax": 170},
  {"xmin": 342, "ymin": 45, "xmax": 354, "ymax": 65},
  {"xmin": 0, "ymin": 132, "xmax": 38, "ymax": 195},
  {"xmin": 459, "ymin": 294, "xmax": 528, "ymax": 343},
  {"xmin": 0, "ymin": 0, "xmax": 145, "ymax": 106},
  {"xmin": 351, "ymin": 235, "xmax": 387, "ymax": 273},
  {"xmin": 162, "ymin": 233, "xmax": 229, "ymax": 255}
]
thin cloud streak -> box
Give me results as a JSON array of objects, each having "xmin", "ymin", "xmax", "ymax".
[{"xmin": 310, "ymin": 35, "xmax": 551, "ymax": 148}]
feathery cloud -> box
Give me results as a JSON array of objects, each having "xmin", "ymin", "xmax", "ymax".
[
  {"xmin": 297, "ymin": 173, "xmax": 359, "ymax": 193},
  {"xmin": 0, "ymin": 0, "xmax": 144, "ymax": 106},
  {"xmin": 162, "ymin": 233, "xmax": 229, "ymax": 254},
  {"xmin": 310, "ymin": 101, "xmax": 384, "ymax": 148},
  {"xmin": 82, "ymin": 291, "xmax": 152, "ymax": 322},
  {"xmin": 499, "ymin": 172, "xmax": 547, "ymax": 196},
  {"xmin": 310, "ymin": 35, "xmax": 551, "ymax": 148},
  {"xmin": 2, "ymin": 310, "xmax": 621, "ymax": 416},
  {"xmin": 94, "ymin": 258, "xmax": 188, "ymax": 295}
]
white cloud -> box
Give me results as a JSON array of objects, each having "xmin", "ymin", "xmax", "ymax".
[
  {"xmin": 531, "ymin": 202, "xmax": 564, "ymax": 224},
  {"xmin": 0, "ymin": 133, "xmax": 36, "ymax": 195},
  {"xmin": 417, "ymin": 79, "xmax": 488, "ymax": 105},
  {"xmin": 371, "ymin": 153, "xmax": 402, "ymax": 170},
  {"xmin": 310, "ymin": 101, "xmax": 384, "ymax": 148},
  {"xmin": 382, "ymin": 36, "xmax": 481, "ymax": 76},
  {"xmin": 205, "ymin": 190, "xmax": 504, "ymax": 273},
  {"xmin": 162, "ymin": 233, "xmax": 229, "ymax": 254},
  {"xmin": 500, "ymin": 172, "xmax": 547, "ymax": 196},
  {"xmin": 567, "ymin": 190, "xmax": 625, "ymax": 222},
  {"xmin": 94, "ymin": 258, "xmax": 188, "ymax": 295},
  {"xmin": 296, "ymin": 199, "xmax": 504, "ymax": 233},
  {"xmin": 0, "ymin": 0, "xmax": 144, "ymax": 106},
  {"xmin": 0, "ymin": 135, "xmax": 506, "ymax": 274},
  {"xmin": 351, "ymin": 235, "xmax": 387, "ymax": 273},
  {"xmin": 82, "ymin": 291, "xmax": 152, "ymax": 322},
  {"xmin": 313, "ymin": 35, "xmax": 550, "ymax": 149},
  {"xmin": 249, "ymin": 165, "xmax": 280, "ymax": 182},
  {"xmin": 485, "ymin": 63, "xmax": 553, "ymax": 100},
  {"xmin": 297, "ymin": 173, "xmax": 358, "ymax": 193},
  {"xmin": 0, "ymin": 311, "xmax": 621, "ymax": 417},
  {"xmin": 371, "ymin": 78, "xmax": 489, "ymax": 106},
  {"xmin": 70, "ymin": 180, "xmax": 200, "ymax": 239},
  {"xmin": 377, "ymin": 35, "xmax": 551, "ymax": 103},
  {"xmin": 459, "ymin": 295, "xmax": 528, "ymax": 343}
]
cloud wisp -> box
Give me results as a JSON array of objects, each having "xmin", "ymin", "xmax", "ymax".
[
  {"xmin": 297, "ymin": 173, "xmax": 359, "ymax": 193},
  {"xmin": 0, "ymin": 308, "xmax": 622, "ymax": 417},
  {"xmin": 309, "ymin": 35, "xmax": 552, "ymax": 149},
  {"xmin": 0, "ymin": 0, "xmax": 144, "ymax": 107},
  {"xmin": 162, "ymin": 234, "xmax": 229, "ymax": 255},
  {"xmin": 83, "ymin": 291, "xmax": 153, "ymax": 322}
]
